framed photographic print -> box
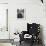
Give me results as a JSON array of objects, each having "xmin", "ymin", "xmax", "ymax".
[{"xmin": 17, "ymin": 9, "xmax": 26, "ymax": 19}]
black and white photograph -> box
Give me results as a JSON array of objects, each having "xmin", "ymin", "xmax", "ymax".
[
  {"xmin": 0, "ymin": 0, "xmax": 46, "ymax": 46},
  {"xmin": 17, "ymin": 9, "xmax": 26, "ymax": 20},
  {"xmin": 17, "ymin": 9, "xmax": 24, "ymax": 18}
]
